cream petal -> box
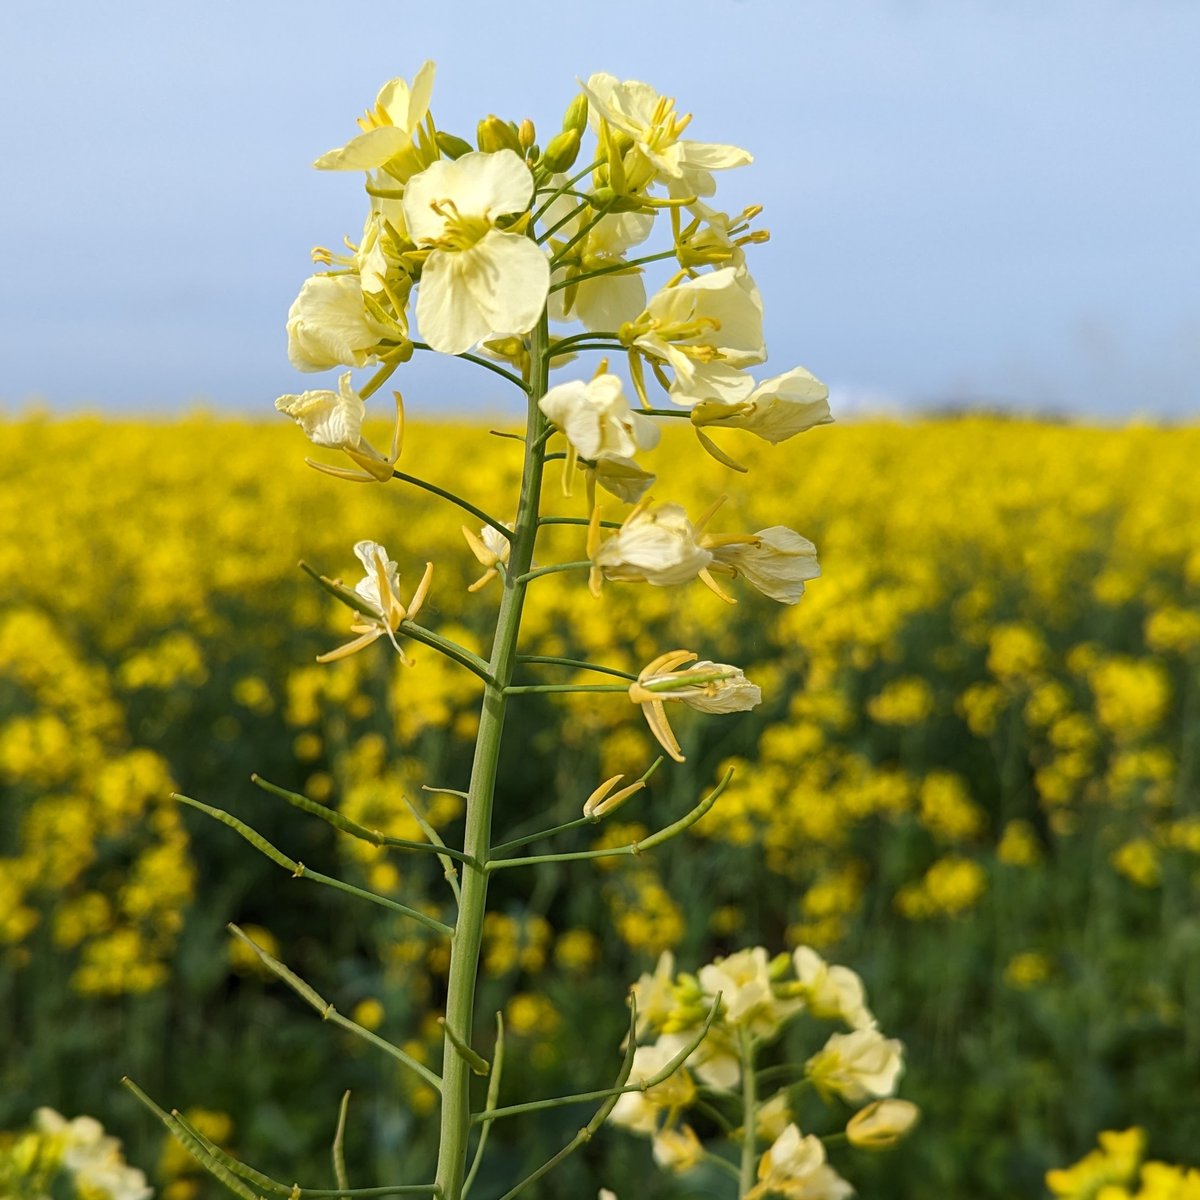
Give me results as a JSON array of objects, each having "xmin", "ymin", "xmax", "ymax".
[
  {"xmin": 415, "ymin": 251, "xmax": 494, "ymax": 355},
  {"xmin": 680, "ymin": 140, "xmax": 754, "ymax": 171},
  {"xmin": 314, "ymin": 126, "xmax": 413, "ymax": 172},
  {"xmin": 462, "ymin": 232, "xmax": 549, "ymax": 338}
]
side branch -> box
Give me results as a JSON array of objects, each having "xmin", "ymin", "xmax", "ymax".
[
  {"xmin": 174, "ymin": 794, "xmax": 453, "ymax": 937},
  {"xmin": 228, "ymin": 924, "xmax": 444, "ymax": 1092},
  {"xmin": 411, "ymin": 340, "xmax": 531, "ymax": 393},
  {"xmin": 250, "ymin": 773, "xmax": 478, "ymax": 867},
  {"xmin": 392, "ymin": 470, "xmax": 513, "ymax": 542},
  {"xmin": 485, "ymin": 768, "xmax": 733, "ymax": 872}
]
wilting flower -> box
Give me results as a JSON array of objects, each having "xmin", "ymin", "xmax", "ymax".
[
  {"xmin": 608, "ymin": 1042, "xmax": 696, "ymax": 1136},
  {"xmin": 583, "ymin": 73, "xmax": 752, "ymax": 197},
  {"xmin": 540, "ymin": 371, "xmax": 660, "ymax": 502},
  {"xmin": 845, "ymin": 1099, "xmax": 921, "ymax": 1150},
  {"xmin": 275, "ymin": 373, "xmax": 403, "ymax": 482},
  {"xmin": 690, "ymin": 366, "xmax": 832, "ymax": 468},
  {"xmin": 403, "ymin": 150, "xmax": 549, "ymax": 354},
  {"xmin": 708, "ymin": 527, "xmax": 821, "ymax": 605},
  {"xmin": 318, "ymin": 541, "xmax": 433, "ymax": 665},
  {"xmin": 621, "ymin": 267, "xmax": 765, "ymax": 407},
  {"xmin": 805, "ymin": 1028, "xmax": 905, "ymax": 1104},
  {"xmin": 589, "ymin": 499, "xmax": 713, "ymax": 596},
  {"xmin": 462, "ymin": 523, "xmax": 512, "ymax": 592},
  {"xmin": 583, "ymin": 772, "xmax": 647, "ymax": 819},
  {"xmin": 792, "ymin": 946, "xmax": 875, "ymax": 1030},
  {"xmin": 286, "ymin": 274, "xmax": 396, "ymax": 372},
  {"xmin": 652, "ymin": 1124, "xmax": 705, "ymax": 1173},
  {"xmin": 314, "ymin": 62, "xmax": 437, "ymax": 181},
  {"xmin": 747, "ymin": 1125, "xmax": 854, "ymax": 1200},
  {"xmin": 629, "ymin": 649, "xmax": 760, "ymax": 762}
]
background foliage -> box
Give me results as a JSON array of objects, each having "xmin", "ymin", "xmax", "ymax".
[{"xmin": 2, "ymin": 413, "xmax": 1199, "ymax": 1198}]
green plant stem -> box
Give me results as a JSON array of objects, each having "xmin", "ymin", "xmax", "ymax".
[
  {"xmin": 503, "ymin": 682, "xmax": 629, "ymax": 696},
  {"xmin": 538, "ymin": 515, "xmax": 622, "ymax": 530},
  {"xmin": 432, "ymin": 314, "xmax": 551, "ymax": 1200},
  {"xmin": 739, "ymin": 1030, "xmax": 757, "ymax": 1198},
  {"xmin": 548, "ymin": 249, "xmax": 677, "ymax": 293},
  {"xmin": 514, "ymin": 560, "xmax": 591, "ymax": 584},
  {"xmin": 411, "ymin": 341, "xmax": 531, "ymax": 393},
  {"xmin": 515, "ymin": 654, "xmax": 637, "ymax": 682},
  {"xmin": 392, "ymin": 471, "xmax": 512, "ymax": 541}
]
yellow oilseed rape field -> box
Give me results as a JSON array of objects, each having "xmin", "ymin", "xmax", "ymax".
[{"xmin": 2, "ymin": 413, "xmax": 1199, "ymax": 1198}]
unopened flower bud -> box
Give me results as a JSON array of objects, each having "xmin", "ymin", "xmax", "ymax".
[
  {"xmin": 845, "ymin": 1100, "xmax": 921, "ymax": 1150},
  {"xmin": 477, "ymin": 115, "xmax": 522, "ymax": 154},
  {"xmin": 518, "ymin": 118, "xmax": 536, "ymax": 150},
  {"xmin": 435, "ymin": 130, "xmax": 474, "ymax": 160},
  {"xmin": 542, "ymin": 127, "xmax": 582, "ymax": 173},
  {"xmin": 562, "ymin": 92, "xmax": 589, "ymax": 134}
]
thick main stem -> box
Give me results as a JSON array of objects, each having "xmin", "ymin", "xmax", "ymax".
[
  {"xmin": 739, "ymin": 1029, "xmax": 758, "ymax": 1197},
  {"xmin": 433, "ymin": 316, "xmax": 550, "ymax": 1200}
]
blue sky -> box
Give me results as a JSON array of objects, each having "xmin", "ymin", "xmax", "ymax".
[{"xmin": 2, "ymin": 0, "xmax": 1197, "ymax": 418}]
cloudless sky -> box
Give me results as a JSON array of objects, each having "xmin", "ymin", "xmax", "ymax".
[{"xmin": 2, "ymin": 0, "xmax": 1197, "ymax": 418}]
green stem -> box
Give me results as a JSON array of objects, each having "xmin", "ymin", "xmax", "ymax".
[
  {"xmin": 432, "ymin": 313, "xmax": 551, "ymax": 1200},
  {"xmin": 411, "ymin": 341, "xmax": 531, "ymax": 393},
  {"xmin": 392, "ymin": 471, "xmax": 512, "ymax": 542},
  {"xmin": 739, "ymin": 1029, "xmax": 757, "ymax": 1198},
  {"xmin": 531, "ymin": 157, "xmax": 605, "ymax": 224},
  {"xmin": 538, "ymin": 514, "xmax": 622, "ymax": 530},
  {"xmin": 503, "ymin": 682, "xmax": 628, "ymax": 696},
  {"xmin": 515, "ymin": 655, "xmax": 637, "ymax": 682},
  {"xmin": 550, "ymin": 198, "xmax": 615, "ymax": 266},
  {"xmin": 548, "ymin": 249, "xmax": 677, "ymax": 293},
  {"xmin": 549, "ymin": 329, "xmax": 620, "ymax": 354},
  {"xmin": 514, "ymin": 560, "xmax": 591, "ymax": 584}
]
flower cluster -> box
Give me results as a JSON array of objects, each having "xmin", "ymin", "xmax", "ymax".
[
  {"xmin": 1046, "ymin": 1128, "xmax": 1200, "ymax": 1200},
  {"xmin": 610, "ymin": 946, "xmax": 917, "ymax": 1195},
  {"xmin": 0, "ymin": 1109, "xmax": 151, "ymax": 1200}
]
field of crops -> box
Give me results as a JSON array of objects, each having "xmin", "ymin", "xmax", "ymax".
[{"xmin": 2, "ymin": 412, "xmax": 1199, "ymax": 1198}]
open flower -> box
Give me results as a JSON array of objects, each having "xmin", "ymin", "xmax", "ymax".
[
  {"xmin": 608, "ymin": 1042, "xmax": 696, "ymax": 1136},
  {"xmin": 314, "ymin": 62, "xmax": 437, "ymax": 181},
  {"xmin": 621, "ymin": 267, "xmax": 765, "ymax": 407},
  {"xmin": 583, "ymin": 73, "xmax": 752, "ymax": 197},
  {"xmin": 698, "ymin": 947, "xmax": 798, "ymax": 1038},
  {"xmin": 286, "ymin": 274, "xmax": 396, "ymax": 372},
  {"xmin": 540, "ymin": 372, "xmax": 660, "ymax": 502},
  {"xmin": 318, "ymin": 541, "xmax": 433, "ymax": 665},
  {"xmin": 589, "ymin": 499, "xmax": 713, "ymax": 595},
  {"xmin": 652, "ymin": 1124, "xmax": 705, "ymax": 1173},
  {"xmin": 629, "ymin": 649, "xmax": 760, "ymax": 763},
  {"xmin": 275, "ymin": 373, "xmax": 403, "ymax": 482},
  {"xmin": 805, "ymin": 1028, "xmax": 905, "ymax": 1104},
  {"xmin": 707, "ymin": 527, "xmax": 821, "ymax": 605},
  {"xmin": 402, "ymin": 150, "xmax": 549, "ymax": 354},
  {"xmin": 690, "ymin": 366, "xmax": 832, "ymax": 469},
  {"xmin": 747, "ymin": 1125, "xmax": 854, "ymax": 1200},
  {"xmin": 793, "ymin": 946, "xmax": 875, "ymax": 1030}
]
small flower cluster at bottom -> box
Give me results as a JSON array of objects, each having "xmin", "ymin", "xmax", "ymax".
[
  {"xmin": 606, "ymin": 945, "xmax": 918, "ymax": 1198},
  {"xmin": 1046, "ymin": 1128, "xmax": 1200, "ymax": 1200},
  {"xmin": 0, "ymin": 1108, "xmax": 152, "ymax": 1200}
]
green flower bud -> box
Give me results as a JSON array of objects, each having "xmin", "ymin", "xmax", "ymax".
[
  {"xmin": 435, "ymin": 131, "xmax": 474, "ymax": 160},
  {"xmin": 518, "ymin": 118, "xmax": 536, "ymax": 151},
  {"xmin": 562, "ymin": 92, "xmax": 589, "ymax": 134},
  {"xmin": 541, "ymin": 128, "xmax": 582, "ymax": 173},
  {"xmin": 477, "ymin": 115, "xmax": 522, "ymax": 154}
]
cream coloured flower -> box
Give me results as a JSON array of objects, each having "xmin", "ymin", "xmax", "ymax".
[
  {"xmin": 547, "ymin": 202, "xmax": 655, "ymax": 331},
  {"xmin": 620, "ymin": 267, "xmax": 766, "ymax": 406},
  {"xmin": 286, "ymin": 274, "xmax": 395, "ymax": 372},
  {"xmin": 608, "ymin": 1042, "xmax": 696, "ymax": 1136},
  {"xmin": 698, "ymin": 947, "xmax": 797, "ymax": 1038},
  {"xmin": 652, "ymin": 1124, "xmax": 705, "ymax": 1173},
  {"xmin": 462, "ymin": 523, "xmax": 512, "ymax": 592},
  {"xmin": 690, "ymin": 366, "xmax": 832, "ymax": 468},
  {"xmin": 630, "ymin": 950, "xmax": 677, "ymax": 1039},
  {"xmin": 708, "ymin": 527, "xmax": 821, "ymax": 605},
  {"xmin": 540, "ymin": 373, "xmax": 660, "ymax": 462},
  {"xmin": 402, "ymin": 150, "xmax": 549, "ymax": 355},
  {"xmin": 747, "ymin": 1125, "xmax": 854, "ymax": 1200},
  {"xmin": 317, "ymin": 540, "xmax": 433, "ymax": 665},
  {"xmin": 755, "ymin": 1093, "xmax": 794, "ymax": 1144},
  {"xmin": 589, "ymin": 499, "xmax": 713, "ymax": 595},
  {"xmin": 592, "ymin": 455, "xmax": 657, "ymax": 504},
  {"xmin": 793, "ymin": 946, "xmax": 875, "ymax": 1030},
  {"xmin": 275, "ymin": 373, "xmax": 403, "ymax": 483},
  {"xmin": 583, "ymin": 73, "xmax": 752, "ymax": 197},
  {"xmin": 33, "ymin": 1109, "xmax": 153, "ymax": 1200},
  {"xmin": 805, "ymin": 1027, "xmax": 905, "ymax": 1104},
  {"xmin": 845, "ymin": 1099, "xmax": 921, "ymax": 1150},
  {"xmin": 657, "ymin": 1025, "xmax": 740, "ymax": 1091},
  {"xmin": 628, "ymin": 649, "xmax": 760, "ymax": 763},
  {"xmin": 314, "ymin": 62, "xmax": 437, "ymax": 180}
]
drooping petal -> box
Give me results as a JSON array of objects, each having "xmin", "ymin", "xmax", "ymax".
[
  {"xmin": 415, "ymin": 251, "xmax": 495, "ymax": 355},
  {"xmin": 286, "ymin": 275, "xmax": 390, "ymax": 372}
]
